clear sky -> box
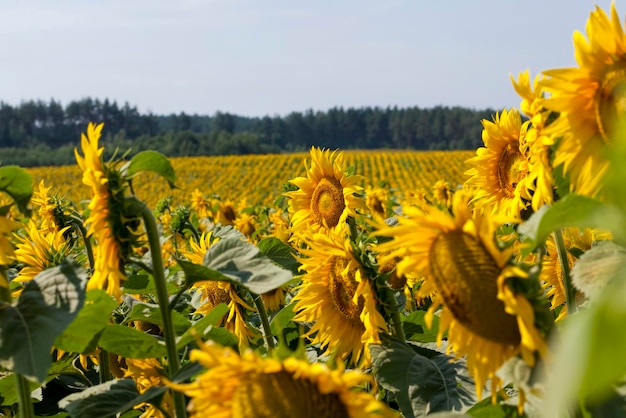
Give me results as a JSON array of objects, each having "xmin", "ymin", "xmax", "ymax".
[{"xmin": 0, "ymin": 0, "xmax": 616, "ymax": 117}]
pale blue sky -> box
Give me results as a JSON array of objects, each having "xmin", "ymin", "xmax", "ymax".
[{"xmin": 0, "ymin": 0, "xmax": 615, "ymax": 117}]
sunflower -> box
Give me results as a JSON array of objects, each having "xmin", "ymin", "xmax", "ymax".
[
  {"xmin": 292, "ymin": 229, "xmax": 388, "ymax": 367},
  {"xmin": 540, "ymin": 227, "xmax": 611, "ymax": 320},
  {"xmin": 511, "ymin": 71, "xmax": 556, "ymax": 211},
  {"xmin": 269, "ymin": 209, "xmax": 290, "ymax": 242},
  {"xmin": 261, "ymin": 286, "xmax": 288, "ymax": 312},
  {"xmin": 75, "ymin": 123, "xmax": 127, "ymax": 300},
  {"xmin": 365, "ymin": 186, "xmax": 389, "ymax": 220},
  {"xmin": 30, "ymin": 180, "xmax": 59, "ymax": 234},
  {"xmin": 167, "ymin": 341, "xmax": 395, "ymax": 418},
  {"xmin": 541, "ymin": 3, "xmax": 626, "ymax": 196},
  {"xmin": 190, "ymin": 188, "xmax": 211, "ymax": 219},
  {"xmin": 0, "ymin": 214, "xmax": 19, "ymax": 268},
  {"xmin": 12, "ymin": 221, "xmax": 71, "ymax": 286},
  {"xmin": 234, "ymin": 212, "xmax": 257, "ymax": 239},
  {"xmin": 216, "ymin": 199, "xmax": 238, "ymax": 226},
  {"xmin": 181, "ymin": 232, "xmax": 257, "ymax": 350},
  {"xmin": 465, "ymin": 109, "xmax": 531, "ymax": 222},
  {"xmin": 377, "ymin": 192, "xmax": 548, "ymax": 404},
  {"xmin": 286, "ymin": 147, "xmax": 364, "ymax": 235},
  {"xmin": 123, "ymin": 358, "xmax": 174, "ymax": 418},
  {"xmin": 432, "ymin": 180, "xmax": 453, "ymax": 208}
]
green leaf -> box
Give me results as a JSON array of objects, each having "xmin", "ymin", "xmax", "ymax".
[
  {"xmin": 177, "ymin": 258, "xmax": 233, "ymax": 285},
  {"xmin": 544, "ymin": 264, "xmax": 626, "ymax": 416},
  {"xmin": 99, "ymin": 324, "xmax": 167, "ymax": 358},
  {"xmin": 0, "ymin": 260, "xmax": 88, "ymax": 383},
  {"xmin": 570, "ymin": 240, "xmax": 626, "ymax": 300},
  {"xmin": 58, "ymin": 379, "xmax": 139, "ymax": 418},
  {"xmin": 257, "ymin": 237, "xmax": 301, "ymax": 274},
  {"xmin": 202, "ymin": 238, "xmax": 293, "ymax": 294},
  {"xmin": 125, "ymin": 150, "xmax": 176, "ymax": 188},
  {"xmin": 371, "ymin": 339, "xmax": 473, "ymax": 417},
  {"xmin": 123, "ymin": 299, "xmax": 191, "ymax": 334},
  {"xmin": 270, "ymin": 302, "xmax": 300, "ymax": 349},
  {"xmin": 55, "ymin": 289, "xmax": 118, "ymax": 354},
  {"xmin": 467, "ymin": 403, "xmax": 523, "ymax": 418},
  {"xmin": 518, "ymin": 194, "xmax": 626, "ymax": 250},
  {"xmin": 402, "ymin": 310, "xmax": 440, "ymax": 343},
  {"xmin": 176, "ymin": 303, "xmax": 229, "ymax": 348},
  {"xmin": 0, "ymin": 165, "xmax": 33, "ymax": 214}
]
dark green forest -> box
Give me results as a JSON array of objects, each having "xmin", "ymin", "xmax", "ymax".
[{"xmin": 0, "ymin": 98, "xmax": 497, "ymax": 167}]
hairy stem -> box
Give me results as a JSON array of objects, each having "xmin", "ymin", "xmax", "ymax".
[{"xmin": 554, "ymin": 229, "xmax": 577, "ymax": 315}]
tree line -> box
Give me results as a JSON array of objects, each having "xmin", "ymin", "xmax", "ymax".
[{"xmin": 0, "ymin": 98, "xmax": 497, "ymax": 167}]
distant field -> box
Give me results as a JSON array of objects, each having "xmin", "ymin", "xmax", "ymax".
[{"xmin": 28, "ymin": 149, "xmax": 474, "ymax": 208}]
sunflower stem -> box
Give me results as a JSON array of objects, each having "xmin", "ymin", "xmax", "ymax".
[
  {"xmin": 384, "ymin": 286, "xmax": 406, "ymax": 341},
  {"xmin": 252, "ymin": 293, "xmax": 275, "ymax": 352},
  {"xmin": 185, "ymin": 221, "xmax": 201, "ymax": 245},
  {"xmin": 71, "ymin": 216, "xmax": 95, "ymax": 271},
  {"xmin": 16, "ymin": 373, "xmax": 35, "ymax": 418},
  {"xmin": 134, "ymin": 198, "xmax": 187, "ymax": 418},
  {"xmin": 98, "ymin": 349, "xmax": 113, "ymax": 383},
  {"xmin": 553, "ymin": 229, "xmax": 577, "ymax": 315}
]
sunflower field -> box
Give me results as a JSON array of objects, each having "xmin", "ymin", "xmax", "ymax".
[{"xmin": 2, "ymin": 3, "xmax": 626, "ymax": 418}]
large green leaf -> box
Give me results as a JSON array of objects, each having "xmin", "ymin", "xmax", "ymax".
[
  {"xmin": 58, "ymin": 379, "xmax": 139, "ymax": 418},
  {"xmin": 0, "ymin": 165, "xmax": 33, "ymax": 214},
  {"xmin": 98, "ymin": 325, "xmax": 167, "ymax": 358},
  {"xmin": 125, "ymin": 150, "xmax": 176, "ymax": 189},
  {"xmin": 570, "ymin": 240, "xmax": 626, "ymax": 300},
  {"xmin": 123, "ymin": 299, "xmax": 191, "ymax": 334},
  {"xmin": 402, "ymin": 310, "xmax": 440, "ymax": 343},
  {"xmin": 269, "ymin": 302, "xmax": 300, "ymax": 350},
  {"xmin": 371, "ymin": 339, "xmax": 473, "ymax": 417},
  {"xmin": 518, "ymin": 194, "xmax": 625, "ymax": 250},
  {"xmin": 0, "ymin": 260, "xmax": 87, "ymax": 383},
  {"xmin": 543, "ymin": 264, "xmax": 626, "ymax": 416},
  {"xmin": 201, "ymin": 238, "xmax": 293, "ymax": 294},
  {"xmin": 257, "ymin": 237, "xmax": 301, "ymax": 274},
  {"xmin": 55, "ymin": 289, "xmax": 118, "ymax": 354},
  {"xmin": 176, "ymin": 303, "xmax": 230, "ymax": 348}
]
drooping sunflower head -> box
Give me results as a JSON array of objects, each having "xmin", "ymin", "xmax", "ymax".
[
  {"xmin": 432, "ymin": 179, "xmax": 454, "ymax": 208},
  {"xmin": 287, "ymin": 147, "xmax": 365, "ymax": 235},
  {"xmin": 465, "ymin": 109, "xmax": 531, "ymax": 221},
  {"xmin": 293, "ymin": 229, "xmax": 388, "ymax": 366},
  {"xmin": 234, "ymin": 212, "xmax": 257, "ymax": 239},
  {"xmin": 365, "ymin": 186, "xmax": 389, "ymax": 219},
  {"xmin": 541, "ymin": 3, "xmax": 626, "ymax": 196},
  {"xmin": 123, "ymin": 358, "xmax": 174, "ymax": 418},
  {"xmin": 75, "ymin": 122, "xmax": 141, "ymax": 300},
  {"xmin": 377, "ymin": 193, "xmax": 549, "ymax": 403},
  {"xmin": 167, "ymin": 342, "xmax": 395, "ymax": 418}
]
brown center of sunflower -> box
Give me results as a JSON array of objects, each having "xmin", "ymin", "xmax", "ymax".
[
  {"xmin": 328, "ymin": 256, "xmax": 365, "ymax": 324},
  {"xmin": 203, "ymin": 281, "xmax": 232, "ymax": 308},
  {"xmin": 596, "ymin": 64, "xmax": 626, "ymax": 142},
  {"xmin": 310, "ymin": 177, "xmax": 346, "ymax": 228},
  {"xmin": 429, "ymin": 230, "xmax": 521, "ymax": 345},
  {"xmin": 232, "ymin": 369, "xmax": 350, "ymax": 418},
  {"xmin": 221, "ymin": 204, "xmax": 237, "ymax": 224},
  {"xmin": 497, "ymin": 144, "xmax": 525, "ymax": 198}
]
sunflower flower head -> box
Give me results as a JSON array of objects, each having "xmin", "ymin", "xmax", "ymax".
[
  {"xmin": 167, "ymin": 342, "xmax": 395, "ymax": 418},
  {"xmin": 75, "ymin": 122, "xmax": 140, "ymax": 300},
  {"xmin": 293, "ymin": 229, "xmax": 388, "ymax": 367},
  {"xmin": 465, "ymin": 109, "xmax": 531, "ymax": 222},
  {"xmin": 541, "ymin": 2, "xmax": 626, "ymax": 196},
  {"xmin": 286, "ymin": 147, "xmax": 365, "ymax": 236},
  {"xmin": 123, "ymin": 358, "xmax": 174, "ymax": 418},
  {"xmin": 181, "ymin": 232, "xmax": 258, "ymax": 350},
  {"xmin": 377, "ymin": 192, "xmax": 550, "ymax": 406}
]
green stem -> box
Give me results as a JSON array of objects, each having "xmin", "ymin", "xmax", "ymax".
[
  {"xmin": 384, "ymin": 286, "xmax": 406, "ymax": 341},
  {"xmin": 252, "ymin": 293, "xmax": 275, "ymax": 352},
  {"xmin": 169, "ymin": 284, "xmax": 191, "ymax": 313},
  {"xmin": 98, "ymin": 349, "xmax": 113, "ymax": 383},
  {"xmin": 185, "ymin": 221, "xmax": 201, "ymax": 245},
  {"xmin": 71, "ymin": 216, "xmax": 95, "ymax": 271},
  {"xmin": 134, "ymin": 198, "xmax": 187, "ymax": 418},
  {"xmin": 554, "ymin": 229, "xmax": 577, "ymax": 315},
  {"xmin": 16, "ymin": 373, "xmax": 35, "ymax": 418}
]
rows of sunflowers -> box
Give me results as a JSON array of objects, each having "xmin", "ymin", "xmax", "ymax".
[{"xmin": 1, "ymin": 2, "xmax": 626, "ymax": 417}]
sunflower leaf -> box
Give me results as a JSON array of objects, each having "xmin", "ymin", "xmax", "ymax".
[
  {"xmin": 200, "ymin": 238, "xmax": 293, "ymax": 294},
  {"xmin": 0, "ymin": 165, "xmax": 33, "ymax": 215},
  {"xmin": 0, "ymin": 260, "xmax": 87, "ymax": 383},
  {"xmin": 125, "ymin": 150, "xmax": 177, "ymax": 189},
  {"xmin": 176, "ymin": 303, "xmax": 231, "ymax": 348},
  {"xmin": 257, "ymin": 237, "xmax": 301, "ymax": 274},
  {"xmin": 54, "ymin": 289, "xmax": 118, "ymax": 354},
  {"xmin": 518, "ymin": 194, "xmax": 625, "ymax": 251},
  {"xmin": 58, "ymin": 379, "xmax": 139, "ymax": 417},
  {"xmin": 98, "ymin": 324, "xmax": 168, "ymax": 358},
  {"xmin": 371, "ymin": 339, "xmax": 474, "ymax": 417}
]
